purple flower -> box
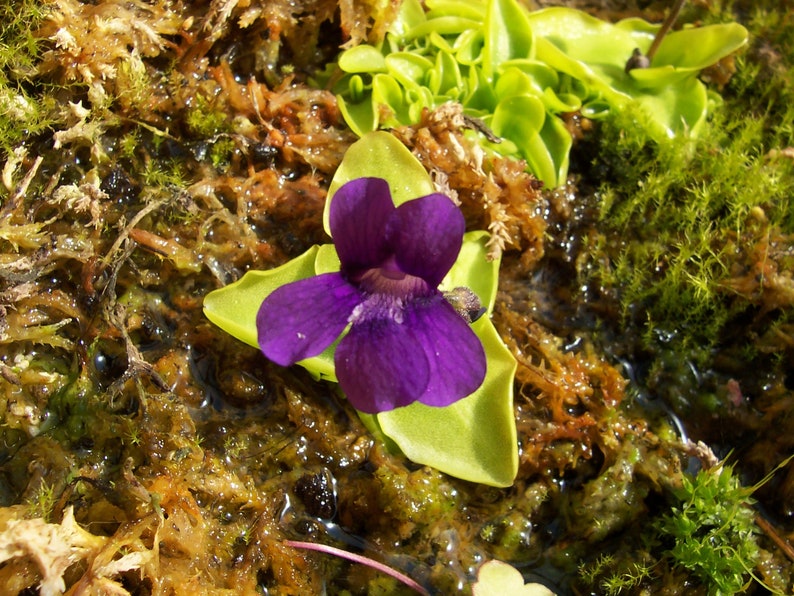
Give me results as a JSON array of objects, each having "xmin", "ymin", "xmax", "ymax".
[{"xmin": 257, "ymin": 177, "xmax": 487, "ymax": 413}]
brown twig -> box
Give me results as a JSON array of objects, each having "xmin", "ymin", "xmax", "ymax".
[
  {"xmin": 0, "ymin": 155, "xmax": 43, "ymax": 218},
  {"xmin": 646, "ymin": 0, "xmax": 687, "ymax": 63},
  {"xmin": 754, "ymin": 514, "xmax": 794, "ymax": 564}
]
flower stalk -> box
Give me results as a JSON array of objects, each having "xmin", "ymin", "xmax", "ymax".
[{"xmin": 625, "ymin": 0, "xmax": 688, "ymax": 71}]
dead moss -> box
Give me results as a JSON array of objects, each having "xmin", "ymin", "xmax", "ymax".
[
  {"xmin": 0, "ymin": 0, "xmax": 793, "ymax": 594},
  {"xmin": 392, "ymin": 103, "xmax": 547, "ymax": 268}
]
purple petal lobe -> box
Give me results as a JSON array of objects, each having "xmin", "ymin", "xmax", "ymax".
[
  {"xmin": 335, "ymin": 319, "xmax": 430, "ymax": 413},
  {"xmin": 330, "ymin": 178, "xmax": 395, "ymax": 273},
  {"xmin": 388, "ymin": 194, "xmax": 465, "ymax": 287},
  {"xmin": 407, "ymin": 296, "xmax": 486, "ymax": 407},
  {"xmin": 257, "ymin": 273, "xmax": 362, "ymax": 366}
]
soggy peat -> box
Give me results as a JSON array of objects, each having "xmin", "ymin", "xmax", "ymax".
[{"xmin": 1, "ymin": 1, "xmax": 793, "ymax": 594}]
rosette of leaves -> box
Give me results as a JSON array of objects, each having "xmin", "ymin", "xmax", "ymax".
[
  {"xmin": 319, "ymin": 0, "xmax": 747, "ymax": 188},
  {"xmin": 204, "ymin": 132, "xmax": 518, "ymax": 487}
]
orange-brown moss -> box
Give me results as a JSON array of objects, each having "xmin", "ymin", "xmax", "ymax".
[
  {"xmin": 1, "ymin": 0, "xmax": 793, "ymax": 593},
  {"xmin": 393, "ymin": 104, "xmax": 547, "ymax": 268}
]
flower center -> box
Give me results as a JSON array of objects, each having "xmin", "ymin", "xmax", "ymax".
[
  {"xmin": 348, "ymin": 293, "xmax": 406, "ymax": 326},
  {"xmin": 352, "ymin": 256, "xmax": 431, "ymax": 300},
  {"xmin": 346, "ymin": 256, "xmax": 436, "ymax": 327}
]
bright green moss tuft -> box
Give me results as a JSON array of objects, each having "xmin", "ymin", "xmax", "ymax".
[
  {"xmin": 586, "ymin": 90, "xmax": 794, "ymax": 360},
  {"xmin": 24, "ymin": 481, "xmax": 57, "ymax": 521},
  {"xmin": 0, "ymin": 0, "xmax": 48, "ymax": 77},
  {"xmin": 185, "ymin": 94, "xmax": 231, "ymax": 138},
  {"xmin": 720, "ymin": 5, "xmax": 794, "ymax": 143},
  {"xmin": 583, "ymin": 0, "xmax": 794, "ymax": 363},
  {"xmin": 653, "ymin": 462, "xmax": 760, "ymax": 595},
  {"xmin": 140, "ymin": 157, "xmax": 187, "ymax": 189},
  {"xmin": 0, "ymin": 1, "xmax": 59, "ymax": 153},
  {"xmin": 578, "ymin": 552, "xmax": 655, "ymax": 596},
  {"xmin": 209, "ymin": 136, "xmax": 236, "ymax": 169}
]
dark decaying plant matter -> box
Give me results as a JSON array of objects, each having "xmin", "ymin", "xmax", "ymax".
[{"xmin": 1, "ymin": 0, "xmax": 793, "ymax": 594}]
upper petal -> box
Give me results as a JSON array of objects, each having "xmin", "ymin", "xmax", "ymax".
[
  {"xmin": 406, "ymin": 296, "xmax": 486, "ymax": 407},
  {"xmin": 329, "ymin": 177, "xmax": 395, "ymax": 273},
  {"xmin": 334, "ymin": 318, "xmax": 430, "ymax": 413},
  {"xmin": 388, "ymin": 194, "xmax": 465, "ymax": 287},
  {"xmin": 257, "ymin": 272, "xmax": 362, "ymax": 366}
]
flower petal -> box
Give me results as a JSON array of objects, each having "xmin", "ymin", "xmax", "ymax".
[
  {"xmin": 329, "ymin": 177, "xmax": 395, "ymax": 273},
  {"xmin": 409, "ymin": 297, "xmax": 486, "ymax": 407},
  {"xmin": 335, "ymin": 319, "xmax": 431, "ymax": 413},
  {"xmin": 257, "ymin": 273, "xmax": 362, "ymax": 366},
  {"xmin": 388, "ymin": 194, "xmax": 465, "ymax": 287}
]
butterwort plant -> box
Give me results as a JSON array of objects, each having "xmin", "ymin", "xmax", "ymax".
[
  {"xmin": 204, "ymin": 132, "xmax": 518, "ymax": 486},
  {"xmin": 318, "ymin": 0, "xmax": 748, "ymax": 188},
  {"xmin": 257, "ymin": 176, "xmax": 486, "ymax": 413}
]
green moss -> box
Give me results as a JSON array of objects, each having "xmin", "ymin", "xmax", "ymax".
[
  {"xmin": 0, "ymin": 0, "xmax": 48, "ymax": 79},
  {"xmin": 576, "ymin": 456, "xmax": 792, "ymax": 594},
  {"xmin": 24, "ymin": 481, "xmax": 57, "ymax": 521},
  {"xmin": 116, "ymin": 54, "xmax": 155, "ymax": 111},
  {"xmin": 582, "ymin": 1, "xmax": 794, "ymax": 366},
  {"xmin": 119, "ymin": 130, "xmax": 140, "ymax": 160},
  {"xmin": 562, "ymin": 440, "xmax": 650, "ymax": 544},
  {"xmin": 0, "ymin": 0, "xmax": 59, "ymax": 153},
  {"xmin": 185, "ymin": 94, "xmax": 231, "ymax": 138},
  {"xmin": 210, "ymin": 136, "xmax": 236, "ymax": 168},
  {"xmin": 141, "ymin": 157, "xmax": 187, "ymax": 188},
  {"xmin": 600, "ymin": 566, "xmax": 653, "ymax": 595},
  {"xmin": 587, "ymin": 87, "xmax": 794, "ymax": 358},
  {"xmin": 652, "ymin": 462, "xmax": 760, "ymax": 595},
  {"xmin": 578, "ymin": 552, "xmax": 642, "ymax": 594},
  {"xmin": 376, "ymin": 466, "xmax": 458, "ymax": 528},
  {"xmin": 721, "ymin": 5, "xmax": 794, "ymax": 145},
  {"xmin": 478, "ymin": 510, "xmax": 533, "ymax": 554}
]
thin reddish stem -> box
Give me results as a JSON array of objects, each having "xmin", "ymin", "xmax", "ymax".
[{"xmin": 286, "ymin": 540, "xmax": 431, "ymax": 595}]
